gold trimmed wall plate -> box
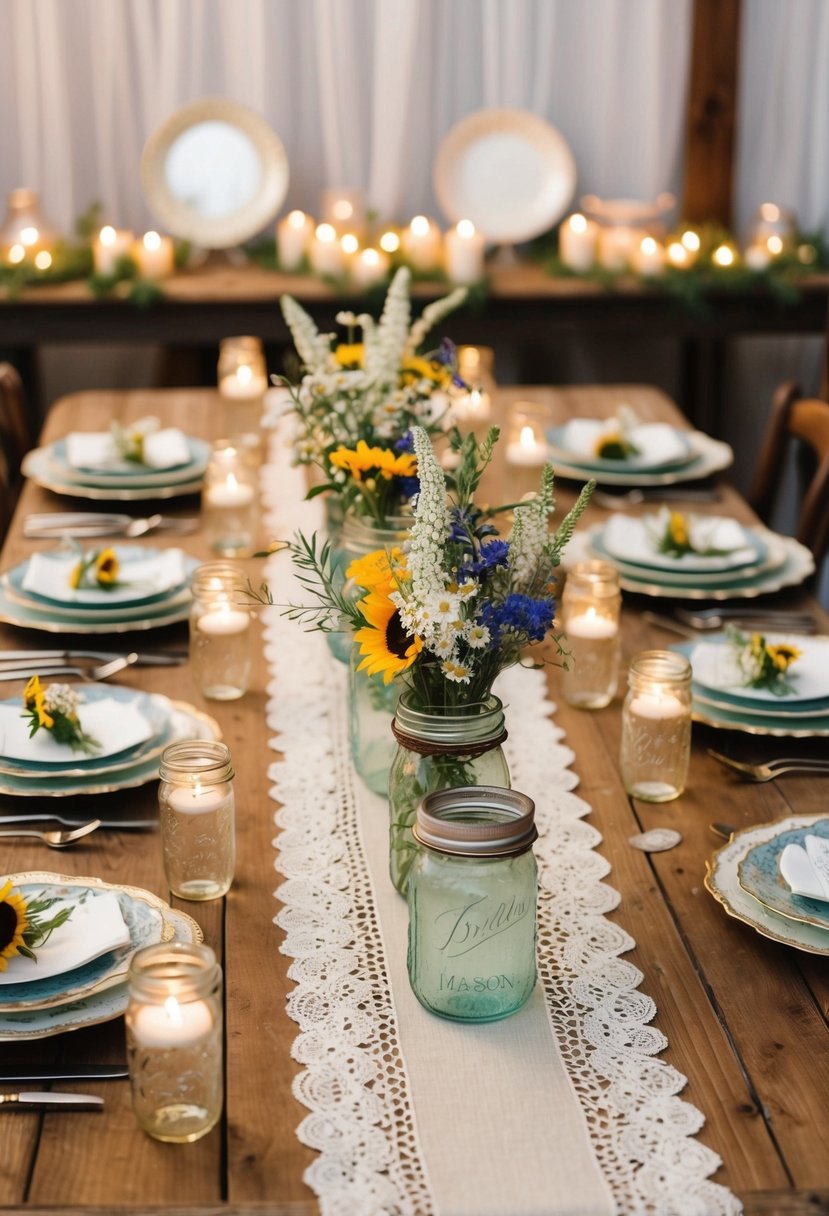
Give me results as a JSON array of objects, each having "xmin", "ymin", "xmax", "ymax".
[{"xmin": 141, "ymin": 96, "xmax": 289, "ymax": 248}]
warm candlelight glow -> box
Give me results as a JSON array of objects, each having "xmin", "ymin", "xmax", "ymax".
[
  {"xmin": 760, "ymin": 202, "xmax": 780, "ymax": 222},
  {"xmin": 520, "ymin": 425, "xmax": 536, "ymax": 449},
  {"xmin": 681, "ymin": 230, "xmax": 701, "ymax": 252},
  {"xmin": 379, "ymin": 230, "xmax": 400, "ymax": 253},
  {"xmin": 20, "ymin": 225, "xmax": 38, "ymax": 246},
  {"xmin": 315, "ymin": 223, "xmax": 336, "ymax": 243},
  {"xmin": 235, "ymin": 367, "xmax": 252, "ymax": 389},
  {"xmin": 332, "ymin": 198, "xmax": 354, "ymax": 222},
  {"xmin": 640, "ymin": 236, "xmax": 657, "ymax": 255},
  {"xmin": 100, "ymin": 225, "xmax": 117, "ymax": 247},
  {"xmin": 667, "ymin": 241, "xmax": 687, "ymax": 266},
  {"xmin": 288, "ymin": 209, "xmax": 307, "ymax": 229},
  {"xmin": 569, "ymin": 213, "xmax": 588, "ymax": 234},
  {"xmin": 411, "ymin": 215, "xmax": 431, "ymax": 237},
  {"xmin": 457, "ymin": 219, "xmax": 476, "ymax": 240},
  {"xmin": 712, "ymin": 244, "xmax": 735, "ymax": 267},
  {"xmin": 34, "ymin": 249, "xmax": 52, "ymax": 269},
  {"xmin": 362, "ymin": 248, "xmax": 380, "ymax": 266},
  {"xmin": 340, "ymin": 233, "xmax": 359, "ymax": 255},
  {"xmin": 767, "ymin": 234, "xmax": 784, "ymax": 256},
  {"xmin": 8, "ymin": 243, "xmax": 24, "ymax": 264},
  {"xmin": 143, "ymin": 230, "xmax": 161, "ymax": 251}
]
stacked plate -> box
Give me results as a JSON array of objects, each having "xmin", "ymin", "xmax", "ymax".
[
  {"xmin": 706, "ymin": 815, "xmax": 829, "ymax": 955},
  {"xmin": 0, "ymin": 872, "xmax": 201, "ymax": 1040},
  {"xmin": 0, "ymin": 544, "xmax": 200, "ymax": 633},
  {"xmin": 672, "ymin": 634, "xmax": 829, "ymax": 736},
  {"xmin": 22, "ymin": 434, "xmax": 210, "ymax": 501},
  {"xmin": 546, "ymin": 419, "xmax": 733, "ymax": 486},
  {"xmin": 571, "ymin": 513, "xmax": 814, "ymax": 600},
  {"xmin": 0, "ymin": 684, "xmax": 220, "ymax": 795}
]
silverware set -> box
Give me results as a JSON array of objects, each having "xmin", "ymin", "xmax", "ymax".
[
  {"xmin": 0, "ymin": 648, "xmax": 188, "ymax": 682},
  {"xmin": 643, "ymin": 608, "xmax": 819, "ymax": 638},
  {"xmin": 708, "ymin": 750, "xmax": 829, "ymax": 782},
  {"xmin": 0, "ymin": 819, "xmax": 101, "ymax": 847},
  {"xmin": 23, "ymin": 512, "xmax": 199, "ymax": 539}
]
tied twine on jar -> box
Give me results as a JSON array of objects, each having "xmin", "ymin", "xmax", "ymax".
[{"xmin": 391, "ymin": 718, "xmax": 508, "ymax": 758}]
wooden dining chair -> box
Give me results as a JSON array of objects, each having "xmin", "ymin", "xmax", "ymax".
[
  {"xmin": 0, "ymin": 362, "xmax": 32, "ymax": 539},
  {"xmin": 748, "ymin": 379, "xmax": 829, "ymax": 568}
]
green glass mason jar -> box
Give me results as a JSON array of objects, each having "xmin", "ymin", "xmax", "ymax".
[
  {"xmin": 348, "ymin": 643, "xmax": 400, "ymax": 796},
  {"xmin": 388, "ymin": 692, "xmax": 510, "ymax": 895},
  {"xmin": 327, "ymin": 511, "xmax": 412, "ymax": 664},
  {"xmin": 408, "ymin": 786, "xmax": 538, "ymax": 1022}
]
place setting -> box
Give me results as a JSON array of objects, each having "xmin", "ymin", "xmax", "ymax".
[
  {"xmin": 21, "ymin": 416, "xmax": 210, "ymax": 501},
  {"xmin": 0, "ymin": 540, "xmax": 200, "ymax": 633}
]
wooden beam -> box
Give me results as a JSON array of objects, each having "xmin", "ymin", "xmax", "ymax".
[{"xmin": 681, "ymin": 0, "xmax": 742, "ymax": 226}]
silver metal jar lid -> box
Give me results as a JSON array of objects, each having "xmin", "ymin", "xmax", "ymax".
[{"xmin": 412, "ymin": 787, "xmax": 537, "ymax": 857}]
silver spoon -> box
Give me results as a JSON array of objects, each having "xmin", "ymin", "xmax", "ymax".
[{"xmin": 0, "ymin": 819, "xmax": 101, "ymax": 848}]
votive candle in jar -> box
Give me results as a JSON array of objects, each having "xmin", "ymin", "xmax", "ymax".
[
  {"xmin": 560, "ymin": 561, "xmax": 621, "ymax": 709},
  {"xmin": 190, "ymin": 561, "xmax": 252, "ymax": 700},
  {"xmin": 158, "ymin": 740, "xmax": 236, "ymax": 900},
  {"xmin": 126, "ymin": 941, "xmax": 223, "ymax": 1143},
  {"xmin": 620, "ymin": 650, "xmax": 692, "ymax": 802},
  {"xmin": 505, "ymin": 401, "xmax": 551, "ymax": 467},
  {"xmin": 408, "ymin": 787, "xmax": 537, "ymax": 1022},
  {"xmin": 456, "ymin": 345, "xmax": 496, "ymax": 393},
  {"xmin": 202, "ymin": 442, "xmax": 258, "ymax": 557},
  {"xmin": 217, "ymin": 335, "xmax": 268, "ymax": 445}
]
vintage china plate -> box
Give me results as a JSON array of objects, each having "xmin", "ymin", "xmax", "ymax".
[
  {"xmin": 689, "ymin": 634, "xmax": 829, "ymax": 705},
  {"xmin": 591, "ymin": 523, "xmax": 771, "ymax": 581},
  {"xmin": 738, "ymin": 820, "xmax": 829, "ymax": 931},
  {"xmin": 0, "ymin": 579, "xmax": 190, "ymax": 633},
  {"xmin": 0, "ymin": 899, "xmax": 201, "ymax": 1040},
  {"xmin": 22, "ymin": 446, "xmax": 203, "ymax": 501},
  {"xmin": 691, "ymin": 684, "xmax": 829, "ymax": 720},
  {"xmin": 5, "ymin": 546, "xmax": 197, "ymax": 611},
  {"xmin": 0, "ymin": 876, "xmax": 174, "ymax": 1012},
  {"xmin": 2, "ymin": 576, "xmax": 192, "ymax": 623},
  {"xmin": 547, "ymin": 423, "xmax": 694, "ymax": 474},
  {"xmin": 551, "ymin": 430, "xmax": 733, "ymax": 486},
  {"xmin": 0, "ymin": 699, "xmax": 220, "ymax": 796},
  {"xmin": 705, "ymin": 814, "xmax": 829, "ymax": 954},
  {"xmin": 433, "ymin": 108, "xmax": 576, "ymax": 243},
  {"xmin": 50, "ymin": 436, "xmax": 210, "ymax": 487},
  {"xmin": 0, "ymin": 686, "xmax": 173, "ymax": 778}
]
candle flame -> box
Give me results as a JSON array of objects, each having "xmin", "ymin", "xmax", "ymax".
[
  {"xmin": 288, "ymin": 210, "xmax": 306, "ymax": 228},
  {"xmin": 457, "ymin": 219, "xmax": 476, "ymax": 239},
  {"xmin": 340, "ymin": 233, "xmax": 359, "ymax": 254},
  {"xmin": 20, "ymin": 225, "xmax": 39, "ymax": 246},
  {"xmin": 8, "ymin": 243, "xmax": 25, "ymax": 264},
  {"xmin": 235, "ymin": 365, "xmax": 253, "ymax": 387},
  {"xmin": 767, "ymin": 234, "xmax": 783, "ymax": 255},
  {"xmin": 361, "ymin": 248, "xmax": 380, "ymax": 266},
  {"xmin": 379, "ymin": 230, "xmax": 400, "ymax": 253},
  {"xmin": 34, "ymin": 250, "xmax": 52, "ymax": 269},
  {"xmin": 680, "ymin": 230, "xmax": 700, "ymax": 252},
  {"xmin": 519, "ymin": 424, "xmax": 536, "ymax": 448},
  {"xmin": 100, "ymin": 225, "xmax": 117, "ymax": 246},
  {"xmin": 569, "ymin": 213, "xmax": 587, "ymax": 233},
  {"xmin": 712, "ymin": 244, "xmax": 734, "ymax": 267},
  {"xmin": 640, "ymin": 236, "xmax": 657, "ymax": 255},
  {"xmin": 667, "ymin": 241, "xmax": 687, "ymax": 266},
  {"xmin": 143, "ymin": 230, "xmax": 161, "ymax": 251},
  {"xmin": 411, "ymin": 215, "xmax": 430, "ymax": 237},
  {"xmin": 164, "ymin": 996, "xmax": 184, "ymax": 1027},
  {"xmin": 315, "ymin": 223, "xmax": 336, "ymax": 243}
]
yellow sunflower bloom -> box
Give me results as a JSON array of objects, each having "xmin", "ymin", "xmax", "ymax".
[
  {"xmin": 95, "ymin": 548, "xmax": 119, "ymax": 585},
  {"xmin": 69, "ymin": 560, "xmax": 84, "ymax": 589},
  {"xmin": 0, "ymin": 879, "xmax": 29, "ymax": 972},
  {"xmin": 346, "ymin": 547, "xmax": 408, "ymax": 596},
  {"xmin": 354, "ymin": 592, "xmax": 422, "ymax": 684},
  {"xmin": 399, "ymin": 356, "xmax": 449, "ymax": 387},
  {"xmin": 330, "ymin": 441, "xmax": 417, "ymax": 482},
  {"xmin": 668, "ymin": 512, "xmax": 688, "ymax": 548},
  {"xmin": 767, "ymin": 642, "xmax": 802, "ymax": 671},
  {"xmin": 23, "ymin": 675, "xmax": 54, "ymax": 730},
  {"xmin": 334, "ymin": 342, "xmax": 364, "ymax": 368}
]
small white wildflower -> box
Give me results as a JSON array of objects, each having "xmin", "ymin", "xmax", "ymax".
[
  {"xmin": 442, "ymin": 660, "xmax": 473, "ymax": 684},
  {"xmin": 465, "ymin": 623, "xmax": 491, "ymax": 649}
]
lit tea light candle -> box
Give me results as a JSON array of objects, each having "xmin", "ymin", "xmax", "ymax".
[
  {"xmin": 451, "ymin": 387, "xmax": 491, "ymax": 424},
  {"xmin": 744, "ymin": 244, "xmax": 771, "ymax": 271},
  {"xmin": 7, "ymin": 243, "xmax": 25, "ymax": 265},
  {"xmin": 351, "ymin": 246, "xmax": 390, "ymax": 289},
  {"xmin": 135, "ymin": 230, "xmax": 174, "ymax": 279},
  {"xmin": 309, "ymin": 222, "xmax": 345, "ymax": 276},
  {"xmin": 205, "ymin": 472, "xmax": 255, "ymax": 509},
  {"xmin": 633, "ymin": 235, "xmax": 666, "ymax": 278},
  {"xmin": 444, "ymin": 219, "xmax": 485, "ymax": 284},
  {"xmin": 506, "ymin": 424, "xmax": 548, "ymax": 467},
  {"xmin": 379, "ymin": 229, "xmax": 400, "ymax": 253},
  {"xmin": 681, "ymin": 229, "xmax": 701, "ymax": 254},
  {"xmin": 712, "ymin": 244, "xmax": 736, "ymax": 267},
  {"xmin": 34, "ymin": 250, "xmax": 52, "ymax": 271},
  {"xmin": 628, "ymin": 689, "xmax": 685, "ymax": 719},
  {"xmin": 130, "ymin": 993, "xmax": 214, "ymax": 1048},
  {"xmin": 196, "ymin": 606, "xmax": 250, "ymax": 637},
  {"xmin": 767, "ymin": 234, "xmax": 784, "ymax": 257},
  {"xmin": 340, "ymin": 233, "xmax": 359, "ymax": 257},
  {"xmin": 667, "ymin": 241, "xmax": 688, "ymax": 268},
  {"xmin": 560, "ymin": 561, "xmax": 621, "ymax": 709},
  {"xmin": 402, "ymin": 215, "xmax": 442, "ymax": 271},
  {"xmin": 558, "ymin": 213, "xmax": 599, "ymax": 271},
  {"xmin": 219, "ymin": 362, "xmax": 267, "ymax": 399},
  {"xmin": 320, "ymin": 188, "xmax": 365, "ymax": 235},
  {"xmin": 93, "ymin": 225, "xmax": 134, "ymax": 275},
  {"xmin": 565, "ymin": 607, "xmax": 619, "ymax": 639},
  {"xmin": 276, "ymin": 209, "xmax": 314, "ymax": 270}
]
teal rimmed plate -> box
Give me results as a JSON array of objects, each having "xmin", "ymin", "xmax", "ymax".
[
  {"xmin": 738, "ymin": 820, "xmax": 829, "ymax": 931},
  {"xmin": 588, "ymin": 525, "xmax": 781, "ymax": 587},
  {"xmin": 50, "ymin": 436, "xmax": 210, "ymax": 487},
  {"xmin": 0, "ymin": 580, "xmax": 190, "ymax": 633},
  {"xmin": 550, "ymin": 430, "xmax": 733, "ymax": 487},
  {"xmin": 21, "ymin": 446, "xmax": 204, "ymax": 502},
  {"xmin": 547, "ymin": 423, "xmax": 694, "ymax": 474},
  {"xmin": 4, "ymin": 545, "xmax": 198, "ymax": 612}
]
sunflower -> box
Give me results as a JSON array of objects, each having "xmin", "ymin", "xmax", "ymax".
[
  {"xmin": 23, "ymin": 675, "xmax": 54, "ymax": 730},
  {"xmin": 346, "ymin": 547, "xmax": 408, "ymax": 596},
  {"xmin": 330, "ymin": 441, "xmax": 417, "ymax": 483},
  {"xmin": 354, "ymin": 591, "xmax": 422, "ymax": 684},
  {"xmin": 399, "ymin": 356, "xmax": 449, "ymax": 387},
  {"xmin": 95, "ymin": 548, "xmax": 119, "ymax": 585},
  {"xmin": 334, "ymin": 342, "xmax": 364, "ymax": 368},
  {"xmin": 0, "ymin": 879, "xmax": 29, "ymax": 972},
  {"xmin": 595, "ymin": 432, "xmax": 632, "ymax": 460},
  {"xmin": 766, "ymin": 642, "xmax": 802, "ymax": 672}
]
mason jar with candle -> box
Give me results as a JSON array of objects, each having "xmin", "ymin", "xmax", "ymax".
[
  {"xmin": 158, "ymin": 740, "xmax": 236, "ymax": 900},
  {"xmin": 126, "ymin": 941, "xmax": 223, "ymax": 1143},
  {"xmin": 217, "ymin": 335, "xmax": 268, "ymax": 452},
  {"xmin": 456, "ymin": 345, "xmax": 496, "ymax": 394},
  {"xmin": 408, "ymin": 787, "xmax": 537, "ymax": 1023},
  {"xmin": 560, "ymin": 561, "xmax": 621, "ymax": 709},
  {"xmin": 620, "ymin": 650, "xmax": 692, "ymax": 802},
  {"xmin": 190, "ymin": 561, "xmax": 252, "ymax": 700},
  {"xmin": 202, "ymin": 441, "xmax": 259, "ymax": 556}
]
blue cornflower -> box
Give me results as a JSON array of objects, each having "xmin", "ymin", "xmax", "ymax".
[
  {"xmin": 394, "ymin": 431, "xmax": 415, "ymax": 453},
  {"xmin": 449, "ymin": 505, "xmax": 476, "ymax": 544},
  {"xmin": 470, "ymin": 539, "xmax": 510, "ymax": 576},
  {"xmin": 436, "ymin": 337, "xmax": 466, "ymax": 388},
  {"xmin": 399, "ymin": 476, "xmax": 420, "ymax": 500},
  {"xmin": 480, "ymin": 594, "xmax": 555, "ymax": 646}
]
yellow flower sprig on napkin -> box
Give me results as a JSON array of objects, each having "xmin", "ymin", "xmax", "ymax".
[
  {"xmin": 111, "ymin": 415, "xmax": 159, "ymax": 464},
  {"xmin": 69, "ymin": 546, "xmax": 120, "ymax": 590},
  {"xmin": 729, "ymin": 627, "xmax": 802, "ymax": 696},
  {"xmin": 652, "ymin": 509, "xmax": 736, "ymax": 559},
  {"xmin": 22, "ymin": 676, "xmax": 100, "ymax": 753},
  {"xmin": 0, "ymin": 879, "xmax": 75, "ymax": 971},
  {"xmin": 593, "ymin": 404, "xmax": 641, "ymax": 460}
]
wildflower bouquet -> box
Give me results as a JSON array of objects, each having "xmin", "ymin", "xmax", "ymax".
[
  {"xmin": 279, "ymin": 266, "xmax": 467, "ymax": 524},
  {"xmin": 0, "ymin": 878, "xmax": 75, "ymax": 971},
  {"xmin": 22, "ymin": 676, "xmax": 100, "ymax": 753},
  {"xmin": 729, "ymin": 627, "xmax": 802, "ymax": 696}
]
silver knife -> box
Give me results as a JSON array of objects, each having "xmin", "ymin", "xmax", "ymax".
[
  {"xmin": 0, "ymin": 650, "xmax": 188, "ymax": 666},
  {"xmin": 0, "ymin": 1065, "xmax": 128, "ymax": 1083},
  {"xmin": 0, "ymin": 1091, "xmax": 104, "ymax": 1111},
  {"xmin": 0, "ymin": 816, "xmax": 156, "ymax": 830}
]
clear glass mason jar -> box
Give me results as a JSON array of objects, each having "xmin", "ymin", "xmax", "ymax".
[
  {"xmin": 158, "ymin": 740, "xmax": 236, "ymax": 900},
  {"xmin": 189, "ymin": 562, "xmax": 252, "ymax": 701},
  {"xmin": 388, "ymin": 692, "xmax": 510, "ymax": 896},
  {"xmin": 408, "ymin": 786, "xmax": 537, "ymax": 1023},
  {"xmin": 620, "ymin": 650, "xmax": 692, "ymax": 802},
  {"xmin": 202, "ymin": 441, "xmax": 259, "ymax": 557},
  {"xmin": 217, "ymin": 335, "xmax": 268, "ymax": 450},
  {"xmin": 126, "ymin": 941, "xmax": 223, "ymax": 1143},
  {"xmin": 328, "ymin": 510, "xmax": 412, "ymax": 664},
  {"xmin": 348, "ymin": 643, "xmax": 400, "ymax": 796},
  {"xmin": 560, "ymin": 560, "xmax": 621, "ymax": 709}
]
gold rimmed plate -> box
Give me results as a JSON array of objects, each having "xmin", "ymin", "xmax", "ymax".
[
  {"xmin": 737, "ymin": 820, "xmax": 829, "ymax": 932},
  {"xmin": 22, "ymin": 446, "xmax": 203, "ymax": 501}
]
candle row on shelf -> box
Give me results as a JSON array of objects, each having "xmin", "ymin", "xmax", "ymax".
[
  {"xmin": 92, "ymin": 226, "xmax": 175, "ymax": 278},
  {"xmin": 276, "ymin": 210, "xmax": 485, "ymax": 285}
]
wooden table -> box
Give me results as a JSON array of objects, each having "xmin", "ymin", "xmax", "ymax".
[{"xmin": 1, "ymin": 386, "xmax": 828, "ymax": 1215}]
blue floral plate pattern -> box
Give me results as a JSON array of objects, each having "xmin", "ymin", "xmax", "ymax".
[{"xmin": 738, "ymin": 819, "xmax": 829, "ymax": 931}]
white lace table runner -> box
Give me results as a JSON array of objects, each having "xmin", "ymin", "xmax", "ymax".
[{"xmin": 263, "ymin": 422, "xmax": 741, "ymax": 1216}]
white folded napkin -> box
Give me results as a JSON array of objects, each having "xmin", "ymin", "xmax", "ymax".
[
  {"xmin": 779, "ymin": 836, "xmax": 829, "ymax": 903},
  {"xmin": 0, "ymin": 889, "xmax": 131, "ymax": 984},
  {"xmin": 602, "ymin": 513, "xmax": 754, "ymax": 571},
  {"xmin": 65, "ymin": 429, "xmax": 191, "ymax": 471},
  {"xmin": 0, "ymin": 695, "xmax": 154, "ymax": 761},
  {"xmin": 558, "ymin": 419, "xmax": 689, "ymax": 466},
  {"xmin": 23, "ymin": 547, "xmax": 187, "ymax": 605},
  {"xmin": 690, "ymin": 636, "xmax": 829, "ymax": 701}
]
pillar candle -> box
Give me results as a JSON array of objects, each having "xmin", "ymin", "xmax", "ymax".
[
  {"xmin": 135, "ymin": 231, "xmax": 175, "ymax": 279},
  {"xmin": 93, "ymin": 226, "xmax": 134, "ymax": 275},
  {"xmin": 444, "ymin": 220, "xmax": 485, "ymax": 284},
  {"xmin": 559, "ymin": 213, "xmax": 599, "ymax": 272},
  {"xmin": 276, "ymin": 210, "xmax": 314, "ymax": 270},
  {"xmin": 309, "ymin": 223, "xmax": 345, "ymax": 277},
  {"xmin": 401, "ymin": 216, "xmax": 442, "ymax": 271}
]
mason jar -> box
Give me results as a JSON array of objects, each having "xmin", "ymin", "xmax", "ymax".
[
  {"xmin": 560, "ymin": 560, "xmax": 621, "ymax": 709},
  {"xmin": 620, "ymin": 650, "xmax": 692, "ymax": 802},
  {"xmin": 189, "ymin": 562, "xmax": 252, "ymax": 701},
  {"xmin": 126, "ymin": 941, "xmax": 223, "ymax": 1143},
  {"xmin": 328, "ymin": 510, "xmax": 412, "ymax": 664},
  {"xmin": 158, "ymin": 740, "xmax": 236, "ymax": 900},
  {"xmin": 202, "ymin": 441, "xmax": 259, "ymax": 557},
  {"xmin": 348, "ymin": 643, "xmax": 401, "ymax": 796},
  {"xmin": 408, "ymin": 786, "xmax": 537, "ymax": 1022},
  {"xmin": 388, "ymin": 692, "xmax": 510, "ymax": 895}
]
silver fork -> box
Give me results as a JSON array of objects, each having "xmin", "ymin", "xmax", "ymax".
[
  {"xmin": 0, "ymin": 654, "xmax": 139, "ymax": 683},
  {"xmin": 708, "ymin": 750, "xmax": 829, "ymax": 781},
  {"xmin": 0, "ymin": 819, "xmax": 101, "ymax": 847},
  {"xmin": 675, "ymin": 606, "xmax": 817, "ymax": 632}
]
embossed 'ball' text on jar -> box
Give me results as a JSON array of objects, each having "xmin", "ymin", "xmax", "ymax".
[
  {"xmin": 158, "ymin": 740, "xmax": 236, "ymax": 900},
  {"xmin": 620, "ymin": 650, "xmax": 692, "ymax": 802},
  {"xmin": 126, "ymin": 941, "xmax": 223, "ymax": 1143},
  {"xmin": 407, "ymin": 786, "xmax": 538, "ymax": 1022}
]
